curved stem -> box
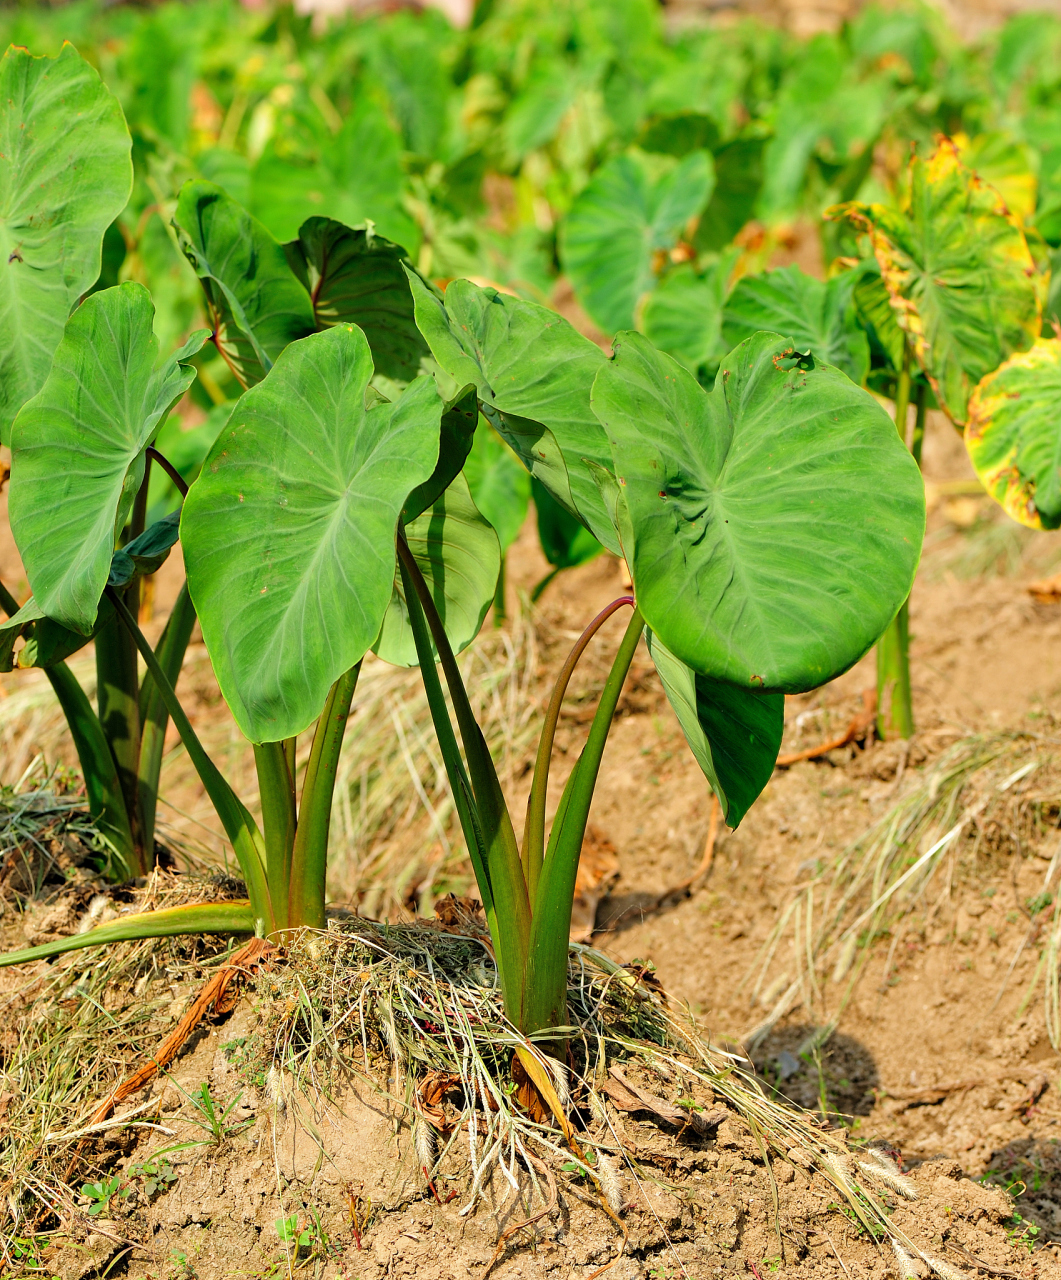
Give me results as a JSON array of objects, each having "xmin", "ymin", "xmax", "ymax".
[
  {"xmin": 146, "ymin": 446, "xmax": 189, "ymax": 498},
  {"xmin": 522, "ymin": 596, "xmax": 634, "ymax": 901},
  {"xmin": 521, "ymin": 605, "xmax": 644, "ymax": 1038}
]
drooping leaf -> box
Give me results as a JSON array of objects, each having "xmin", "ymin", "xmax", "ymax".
[
  {"xmin": 641, "ymin": 255, "xmax": 735, "ymax": 372},
  {"xmin": 0, "ymin": 593, "xmax": 115, "ymax": 672},
  {"xmin": 400, "ymin": 384, "xmax": 478, "ymax": 526},
  {"xmin": 965, "ymin": 338, "xmax": 1061, "ymax": 530},
  {"xmin": 8, "ymin": 284, "xmax": 207, "ymax": 634},
  {"xmin": 559, "ymin": 149, "xmax": 715, "ymax": 334},
  {"xmin": 636, "ymin": 111, "xmax": 720, "ymax": 157},
  {"xmin": 284, "ymin": 217, "xmax": 429, "ymax": 381},
  {"xmin": 0, "ymin": 43, "xmax": 133, "ymax": 442},
  {"xmin": 174, "ymin": 181, "xmax": 315, "ymax": 390},
  {"xmin": 851, "ymin": 260, "xmax": 906, "ymax": 374},
  {"xmin": 464, "ymin": 420, "xmax": 532, "ymax": 553},
  {"xmin": 836, "ymin": 139, "xmax": 1040, "ymax": 425},
  {"xmin": 374, "ymin": 475, "xmax": 500, "ymax": 668},
  {"xmin": 107, "ymin": 512, "xmax": 182, "ymax": 588},
  {"xmin": 0, "ymin": 900, "xmax": 256, "ymax": 968},
  {"xmin": 645, "ymin": 628, "xmax": 784, "ymax": 828},
  {"xmin": 406, "ymin": 272, "xmax": 620, "ymax": 554},
  {"xmin": 181, "ymin": 325, "xmax": 442, "ymax": 743},
  {"xmin": 590, "ymin": 331, "xmax": 925, "ymax": 692},
  {"xmin": 722, "ymin": 265, "xmax": 870, "ymax": 385},
  {"xmin": 531, "ymin": 479, "xmax": 603, "ymax": 570}
]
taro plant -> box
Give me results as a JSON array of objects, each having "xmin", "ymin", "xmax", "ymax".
[
  {"xmin": 833, "ymin": 137, "xmax": 1043, "ymax": 739},
  {"xmin": 0, "ymin": 49, "xmax": 924, "ymax": 1080}
]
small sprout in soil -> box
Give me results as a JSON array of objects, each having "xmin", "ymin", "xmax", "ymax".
[
  {"xmin": 80, "ymin": 1174, "xmax": 130, "ymax": 1216},
  {"xmin": 171, "ymin": 1079, "xmax": 252, "ymax": 1145},
  {"xmin": 1006, "ymin": 1213, "xmax": 1041, "ymax": 1252},
  {"xmin": 275, "ymin": 1213, "xmax": 319, "ymax": 1256},
  {"xmin": 130, "ymin": 1156, "xmax": 178, "ymax": 1198}
]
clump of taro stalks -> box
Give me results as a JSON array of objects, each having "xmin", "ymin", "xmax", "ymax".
[
  {"xmin": 747, "ymin": 730, "xmax": 1061, "ymax": 1048},
  {"xmin": 0, "ymin": 614, "xmax": 541, "ymax": 922},
  {"xmin": 3, "ymin": 911, "xmax": 946, "ymax": 1273},
  {"xmin": 244, "ymin": 921, "xmax": 944, "ymax": 1271}
]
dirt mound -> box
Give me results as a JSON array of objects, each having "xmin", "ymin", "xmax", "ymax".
[{"xmin": 0, "ymin": 897, "xmax": 1042, "ymax": 1280}]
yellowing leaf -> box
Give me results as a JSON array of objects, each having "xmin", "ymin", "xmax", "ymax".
[
  {"xmin": 966, "ymin": 338, "xmax": 1061, "ymax": 530},
  {"xmin": 836, "ymin": 138, "xmax": 1040, "ymax": 426}
]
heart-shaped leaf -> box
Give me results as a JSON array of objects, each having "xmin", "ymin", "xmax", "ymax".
[
  {"xmin": 645, "ymin": 629, "xmax": 784, "ymax": 828},
  {"xmin": 0, "ymin": 44, "xmax": 133, "ymax": 442},
  {"xmin": 464, "ymin": 421, "xmax": 532, "ymax": 554},
  {"xmin": 559, "ymin": 149, "xmax": 715, "ymax": 334},
  {"xmin": 590, "ymin": 331, "xmax": 925, "ymax": 692},
  {"xmin": 284, "ymin": 218, "xmax": 429, "ymax": 381},
  {"xmin": 8, "ymin": 284, "xmax": 206, "ymax": 634},
  {"xmin": 406, "ymin": 272, "xmax": 619, "ymax": 554},
  {"xmin": 181, "ymin": 325, "xmax": 443, "ymax": 743},
  {"xmin": 694, "ymin": 135, "xmax": 765, "ymax": 253},
  {"xmin": 966, "ymin": 339, "xmax": 1061, "ymax": 530},
  {"xmin": 722, "ymin": 265, "xmax": 870, "ymax": 386},
  {"xmin": 374, "ymin": 475, "xmax": 500, "ymax": 668},
  {"xmin": 174, "ymin": 181, "xmax": 315, "ymax": 390},
  {"xmin": 836, "ymin": 138, "xmax": 1040, "ymax": 425}
]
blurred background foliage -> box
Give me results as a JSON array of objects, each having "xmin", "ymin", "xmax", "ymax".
[{"xmin": 6, "ymin": 0, "xmax": 1061, "ymax": 516}]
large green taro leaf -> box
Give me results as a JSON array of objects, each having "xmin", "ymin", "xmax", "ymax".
[
  {"xmin": 965, "ymin": 339, "xmax": 1061, "ymax": 530},
  {"xmin": 406, "ymin": 272, "xmax": 620, "ymax": 555},
  {"xmin": 174, "ymin": 181, "xmax": 314, "ymax": 390},
  {"xmin": 0, "ymin": 43, "xmax": 133, "ymax": 443},
  {"xmin": 722, "ymin": 266, "xmax": 869, "ymax": 386},
  {"xmin": 590, "ymin": 331, "xmax": 925, "ymax": 693},
  {"xmin": 181, "ymin": 325, "xmax": 442, "ymax": 743},
  {"xmin": 464, "ymin": 420, "xmax": 531, "ymax": 554},
  {"xmin": 284, "ymin": 217, "xmax": 428, "ymax": 381},
  {"xmin": 8, "ymin": 284, "xmax": 206, "ymax": 634},
  {"xmin": 645, "ymin": 629, "xmax": 784, "ymax": 828},
  {"xmin": 837, "ymin": 139, "xmax": 1040, "ymax": 426},
  {"xmin": 559, "ymin": 150, "xmax": 715, "ymax": 335},
  {"xmin": 374, "ymin": 475, "xmax": 499, "ymax": 668}
]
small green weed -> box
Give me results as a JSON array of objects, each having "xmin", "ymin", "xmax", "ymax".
[
  {"xmin": 1006, "ymin": 1213, "xmax": 1041, "ymax": 1253},
  {"xmin": 131, "ymin": 1156, "xmax": 178, "ymax": 1198},
  {"xmin": 169, "ymin": 1079, "xmax": 252, "ymax": 1145},
  {"xmin": 79, "ymin": 1175, "xmax": 130, "ymax": 1217}
]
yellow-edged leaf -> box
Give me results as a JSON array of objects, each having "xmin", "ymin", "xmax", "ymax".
[{"xmin": 966, "ymin": 338, "xmax": 1061, "ymax": 530}]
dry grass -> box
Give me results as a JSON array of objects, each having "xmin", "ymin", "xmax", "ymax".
[{"xmin": 747, "ymin": 730, "xmax": 1061, "ymax": 1048}]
